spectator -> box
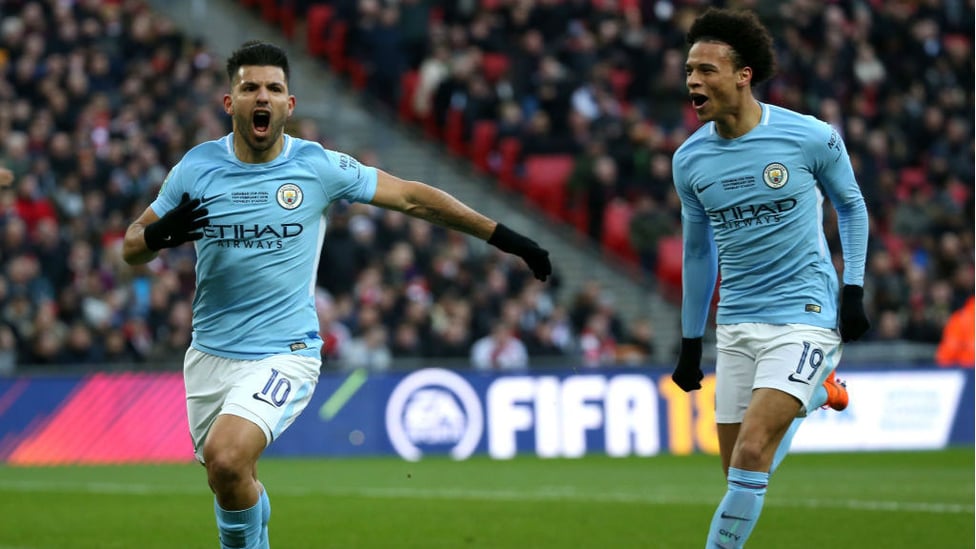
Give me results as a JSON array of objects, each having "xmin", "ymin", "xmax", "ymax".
[
  {"xmin": 470, "ymin": 320, "xmax": 529, "ymax": 371},
  {"xmin": 340, "ymin": 324, "xmax": 393, "ymax": 372},
  {"xmin": 627, "ymin": 193, "xmax": 675, "ymax": 277},
  {"xmin": 935, "ymin": 296, "xmax": 975, "ymax": 367}
]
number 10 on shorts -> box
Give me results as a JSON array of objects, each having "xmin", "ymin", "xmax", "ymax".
[{"xmin": 253, "ymin": 368, "xmax": 292, "ymax": 407}]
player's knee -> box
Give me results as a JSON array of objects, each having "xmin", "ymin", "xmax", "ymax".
[
  {"xmin": 205, "ymin": 447, "xmax": 251, "ymax": 490},
  {"xmin": 732, "ymin": 438, "xmax": 766, "ymax": 469}
]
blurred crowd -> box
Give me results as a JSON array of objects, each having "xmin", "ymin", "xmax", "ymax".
[
  {"xmin": 0, "ymin": 0, "xmax": 971, "ymax": 374},
  {"xmin": 0, "ymin": 0, "xmax": 657, "ymax": 373},
  {"xmin": 316, "ymin": 0, "xmax": 974, "ymax": 351}
]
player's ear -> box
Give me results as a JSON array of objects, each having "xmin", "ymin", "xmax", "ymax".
[
  {"xmin": 223, "ymin": 94, "xmax": 234, "ymax": 115},
  {"xmin": 287, "ymin": 95, "xmax": 296, "ymax": 117},
  {"xmin": 737, "ymin": 66, "xmax": 752, "ymax": 88}
]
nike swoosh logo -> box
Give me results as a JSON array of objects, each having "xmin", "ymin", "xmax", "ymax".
[
  {"xmin": 200, "ymin": 194, "xmax": 220, "ymax": 205},
  {"xmin": 787, "ymin": 373, "xmax": 810, "ymax": 385},
  {"xmin": 695, "ymin": 182, "xmax": 716, "ymax": 193},
  {"xmin": 720, "ymin": 512, "xmax": 751, "ymax": 521},
  {"xmin": 252, "ymin": 392, "xmax": 277, "ymax": 407}
]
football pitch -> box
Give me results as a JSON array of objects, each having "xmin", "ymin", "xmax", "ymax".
[{"xmin": 0, "ymin": 449, "xmax": 971, "ymax": 548}]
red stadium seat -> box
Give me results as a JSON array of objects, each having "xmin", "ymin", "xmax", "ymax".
[
  {"xmin": 897, "ymin": 166, "xmax": 929, "ymax": 199},
  {"xmin": 497, "ymin": 137, "xmax": 522, "ymax": 189},
  {"xmin": 444, "ymin": 107, "xmax": 466, "ymax": 156},
  {"xmin": 347, "ymin": 60, "xmax": 368, "ymax": 90},
  {"xmin": 481, "ymin": 53, "xmax": 510, "ymax": 84},
  {"xmin": 279, "ymin": 1, "xmax": 296, "ymax": 39},
  {"xmin": 469, "ymin": 120, "xmax": 498, "ymax": 173},
  {"xmin": 398, "ymin": 70, "xmax": 420, "ymax": 123},
  {"xmin": 656, "ymin": 235, "xmax": 683, "ymax": 293},
  {"xmin": 306, "ymin": 5, "xmax": 334, "ymax": 57},
  {"xmin": 608, "ymin": 68, "xmax": 632, "ymax": 102},
  {"xmin": 602, "ymin": 199, "xmax": 638, "ymax": 264},
  {"xmin": 521, "ymin": 154, "xmax": 575, "ymax": 219},
  {"xmin": 259, "ymin": 0, "xmax": 278, "ymax": 24},
  {"xmin": 326, "ymin": 20, "xmax": 348, "ymax": 73}
]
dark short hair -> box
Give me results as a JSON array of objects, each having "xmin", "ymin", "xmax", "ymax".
[
  {"xmin": 225, "ymin": 41, "xmax": 290, "ymax": 84},
  {"xmin": 686, "ymin": 8, "xmax": 776, "ymax": 85}
]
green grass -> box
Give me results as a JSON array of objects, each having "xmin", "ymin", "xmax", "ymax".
[{"xmin": 0, "ymin": 449, "xmax": 971, "ymax": 548}]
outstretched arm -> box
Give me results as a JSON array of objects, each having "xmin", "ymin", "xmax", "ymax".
[
  {"xmin": 369, "ymin": 170, "xmax": 551, "ymax": 281},
  {"xmin": 370, "ymin": 169, "xmax": 496, "ymax": 239}
]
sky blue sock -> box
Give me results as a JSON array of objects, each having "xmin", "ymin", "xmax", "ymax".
[
  {"xmin": 215, "ymin": 498, "xmax": 263, "ymax": 549},
  {"xmin": 769, "ymin": 418, "xmax": 802, "ymax": 474},
  {"xmin": 769, "ymin": 384, "xmax": 828, "ymax": 474},
  {"xmin": 258, "ymin": 489, "xmax": 271, "ymax": 549},
  {"xmin": 706, "ymin": 467, "xmax": 768, "ymax": 549}
]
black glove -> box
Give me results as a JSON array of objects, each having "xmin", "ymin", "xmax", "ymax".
[
  {"xmin": 144, "ymin": 192, "xmax": 209, "ymax": 251},
  {"xmin": 672, "ymin": 337, "xmax": 704, "ymax": 392},
  {"xmin": 839, "ymin": 284, "xmax": 870, "ymax": 342},
  {"xmin": 488, "ymin": 223, "xmax": 552, "ymax": 281}
]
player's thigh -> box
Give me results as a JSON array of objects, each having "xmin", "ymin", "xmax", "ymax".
[
  {"xmin": 185, "ymin": 347, "xmax": 243, "ymax": 462},
  {"xmin": 754, "ymin": 324, "xmax": 842, "ymax": 415},
  {"xmin": 220, "ymin": 353, "xmax": 321, "ymax": 448},
  {"xmin": 714, "ymin": 323, "xmax": 760, "ymax": 424}
]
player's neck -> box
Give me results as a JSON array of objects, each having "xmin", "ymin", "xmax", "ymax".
[
  {"xmin": 714, "ymin": 98, "xmax": 763, "ymax": 139},
  {"xmin": 232, "ymin": 134, "xmax": 284, "ymax": 164}
]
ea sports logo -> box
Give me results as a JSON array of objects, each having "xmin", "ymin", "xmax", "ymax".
[
  {"xmin": 385, "ymin": 368, "xmax": 483, "ymax": 461},
  {"xmin": 276, "ymin": 183, "xmax": 303, "ymax": 209},
  {"xmin": 763, "ymin": 163, "xmax": 789, "ymax": 189}
]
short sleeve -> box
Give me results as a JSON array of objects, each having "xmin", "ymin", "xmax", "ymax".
[{"xmin": 313, "ymin": 146, "xmax": 378, "ymax": 204}]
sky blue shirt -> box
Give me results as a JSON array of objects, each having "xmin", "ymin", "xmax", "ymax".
[
  {"xmin": 672, "ymin": 103, "xmax": 868, "ymax": 337},
  {"xmin": 151, "ymin": 134, "xmax": 378, "ymax": 359}
]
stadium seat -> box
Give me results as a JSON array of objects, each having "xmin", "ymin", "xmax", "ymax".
[
  {"xmin": 424, "ymin": 111, "xmax": 441, "ymax": 140},
  {"xmin": 481, "ymin": 53, "xmax": 510, "ymax": 84},
  {"xmin": 566, "ymin": 192, "xmax": 589, "ymax": 234},
  {"xmin": 897, "ymin": 166, "xmax": 928, "ymax": 199},
  {"xmin": 444, "ymin": 107, "xmax": 466, "ymax": 157},
  {"xmin": 469, "ymin": 120, "xmax": 498, "ymax": 173},
  {"xmin": 656, "ymin": 235, "xmax": 683, "ymax": 293},
  {"xmin": 398, "ymin": 70, "xmax": 420, "ymax": 123},
  {"xmin": 608, "ymin": 68, "xmax": 632, "ymax": 103},
  {"xmin": 259, "ymin": 0, "xmax": 278, "ymax": 24},
  {"xmin": 347, "ymin": 60, "xmax": 368, "ymax": 90},
  {"xmin": 306, "ymin": 5, "xmax": 334, "ymax": 57},
  {"xmin": 497, "ymin": 137, "xmax": 522, "ymax": 190},
  {"xmin": 279, "ymin": 1, "xmax": 296, "ymax": 39},
  {"xmin": 601, "ymin": 199, "xmax": 638, "ymax": 264},
  {"xmin": 326, "ymin": 20, "xmax": 348, "ymax": 73},
  {"xmin": 521, "ymin": 154, "xmax": 575, "ymax": 219}
]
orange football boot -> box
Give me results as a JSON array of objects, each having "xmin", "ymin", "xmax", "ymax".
[{"xmin": 822, "ymin": 370, "xmax": 849, "ymax": 411}]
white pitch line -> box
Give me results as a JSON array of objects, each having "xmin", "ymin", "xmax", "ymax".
[{"xmin": 0, "ymin": 479, "xmax": 970, "ymax": 515}]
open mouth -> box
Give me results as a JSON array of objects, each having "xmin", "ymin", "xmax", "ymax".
[
  {"xmin": 690, "ymin": 93, "xmax": 709, "ymax": 109},
  {"xmin": 252, "ymin": 110, "xmax": 271, "ymax": 134}
]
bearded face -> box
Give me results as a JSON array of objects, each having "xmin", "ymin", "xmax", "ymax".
[{"xmin": 224, "ymin": 65, "xmax": 295, "ymax": 160}]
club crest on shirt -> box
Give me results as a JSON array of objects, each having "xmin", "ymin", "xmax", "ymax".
[
  {"xmin": 276, "ymin": 183, "xmax": 303, "ymax": 209},
  {"xmin": 763, "ymin": 163, "xmax": 789, "ymax": 189}
]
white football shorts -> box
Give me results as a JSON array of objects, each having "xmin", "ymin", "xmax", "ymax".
[
  {"xmin": 714, "ymin": 323, "xmax": 842, "ymax": 424},
  {"xmin": 184, "ymin": 347, "xmax": 321, "ymax": 463}
]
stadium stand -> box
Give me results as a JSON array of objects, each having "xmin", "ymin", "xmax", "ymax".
[{"xmin": 0, "ymin": 0, "xmax": 971, "ymax": 373}]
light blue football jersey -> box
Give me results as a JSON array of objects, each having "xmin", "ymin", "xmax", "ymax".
[
  {"xmin": 151, "ymin": 134, "xmax": 377, "ymax": 359},
  {"xmin": 673, "ymin": 103, "xmax": 868, "ymax": 334}
]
